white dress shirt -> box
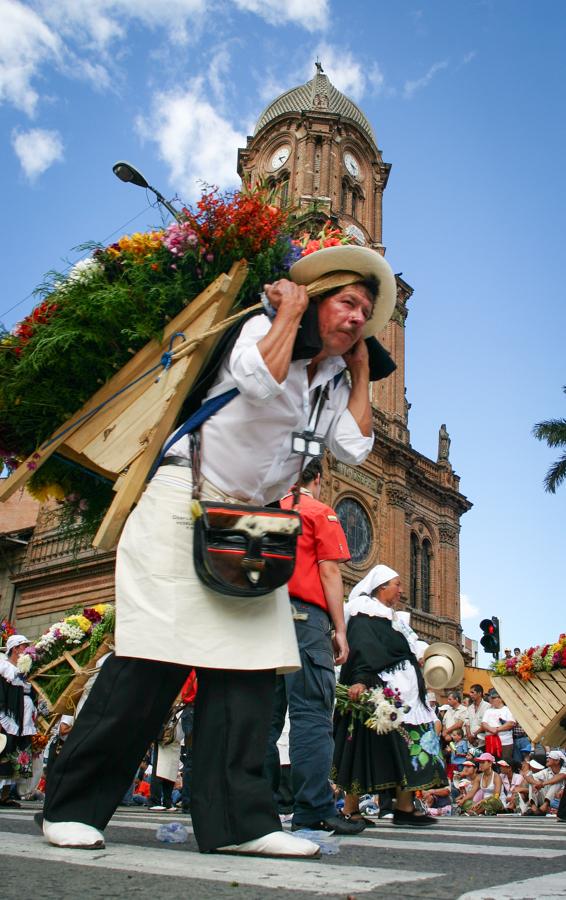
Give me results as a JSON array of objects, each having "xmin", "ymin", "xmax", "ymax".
[{"xmin": 167, "ymin": 314, "xmax": 374, "ymax": 504}]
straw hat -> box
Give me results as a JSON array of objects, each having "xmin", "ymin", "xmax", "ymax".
[
  {"xmin": 422, "ymin": 642, "xmax": 465, "ymax": 690},
  {"xmin": 289, "ymin": 244, "xmax": 397, "ymax": 337}
]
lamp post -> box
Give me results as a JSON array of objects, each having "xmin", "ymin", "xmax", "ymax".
[{"xmin": 112, "ymin": 161, "xmax": 181, "ymax": 221}]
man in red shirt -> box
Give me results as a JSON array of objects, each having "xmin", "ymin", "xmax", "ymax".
[{"xmin": 265, "ymin": 458, "xmax": 364, "ymax": 835}]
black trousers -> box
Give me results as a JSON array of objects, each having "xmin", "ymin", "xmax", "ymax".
[{"xmin": 43, "ymin": 654, "xmax": 281, "ymax": 851}]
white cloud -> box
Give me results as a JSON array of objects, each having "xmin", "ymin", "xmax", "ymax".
[
  {"xmin": 135, "ymin": 80, "xmax": 245, "ymax": 201},
  {"xmin": 309, "ymin": 44, "xmax": 387, "ymax": 103},
  {"xmin": 37, "ymin": 0, "xmax": 208, "ymax": 48},
  {"xmin": 460, "ymin": 593, "xmax": 479, "ymax": 620},
  {"xmin": 309, "ymin": 44, "xmax": 365, "ymax": 102},
  {"xmin": 0, "ymin": 0, "xmax": 62, "ymax": 116},
  {"xmin": 462, "ymin": 51, "xmax": 476, "ymax": 65},
  {"xmin": 11, "ymin": 127, "xmax": 64, "ymax": 181},
  {"xmin": 232, "ymin": 0, "xmax": 329, "ymax": 32},
  {"xmin": 207, "ymin": 45, "xmax": 232, "ymax": 104},
  {"xmin": 403, "ymin": 60, "xmax": 448, "ymax": 99}
]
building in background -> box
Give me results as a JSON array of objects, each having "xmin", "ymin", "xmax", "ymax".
[{"xmin": 1, "ymin": 65, "xmax": 471, "ymax": 652}]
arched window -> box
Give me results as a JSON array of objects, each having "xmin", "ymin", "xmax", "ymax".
[
  {"xmin": 421, "ymin": 539, "xmax": 432, "ymax": 613},
  {"xmin": 279, "ymin": 177, "xmax": 289, "ymax": 209},
  {"xmin": 410, "ymin": 533, "xmax": 419, "ymax": 607},
  {"xmin": 351, "ymin": 191, "xmax": 357, "ymax": 220},
  {"xmin": 341, "ymin": 179, "xmax": 348, "ymax": 212}
]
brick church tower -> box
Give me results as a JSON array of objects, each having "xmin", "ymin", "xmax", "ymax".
[{"xmin": 238, "ymin": 64, "xmax": 472, "ymax": 646}]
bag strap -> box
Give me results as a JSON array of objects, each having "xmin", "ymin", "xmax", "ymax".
[{"xmin": 148, "ymin": 387, "xmax": 239, "ymax": 481}]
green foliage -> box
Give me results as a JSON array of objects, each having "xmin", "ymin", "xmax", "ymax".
[{"xmin": 533, "ymin": 386, "xmax": 566, "ymax": 493}]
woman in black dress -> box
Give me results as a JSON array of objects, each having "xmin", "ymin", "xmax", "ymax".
[{"xmin": 333, "ymin": 565, "xmax": 446, "ymax": 827}]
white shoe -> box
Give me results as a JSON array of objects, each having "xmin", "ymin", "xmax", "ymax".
[
  {"xmin": 43, "ymin": 819, "xmax": 105, "ymax": 849},
  {"xmin": 216, "ymin": 830, "xmax": 320, "ymax": 858},
  {"xmin": 149, "ymin": 805, "xmax": 166, "ymax": 811}
]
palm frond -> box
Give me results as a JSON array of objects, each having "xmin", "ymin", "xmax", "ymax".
[
  {"xmin": 544, "ymin": 452, "xmax": 566, "ymax": 494},
  {"xmin": 533, "ymin": 419, "xmax": 566, "ymax": 447}
]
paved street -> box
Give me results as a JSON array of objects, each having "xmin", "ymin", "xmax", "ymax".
[{"xmin": 2, "ymin": 806, "xmax": 566, "ymax": 899}]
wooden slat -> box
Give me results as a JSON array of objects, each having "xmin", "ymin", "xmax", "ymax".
[
  {"xmin": 0, "ymin": 267, "xmax": 240, "ymax": 502},
  {"xmin": 492, "ymin": 672, "xmax": 566, "ymax": 745}
]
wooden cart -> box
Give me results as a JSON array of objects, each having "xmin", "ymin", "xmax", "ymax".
[{"xmin": 491, "ymin": 670, "xmax": 566, "ymax": 747}]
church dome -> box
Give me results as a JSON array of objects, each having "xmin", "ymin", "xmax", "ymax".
[{"xmin": 254, "ymin": 66, "xmax": 377, "ymax": 148}]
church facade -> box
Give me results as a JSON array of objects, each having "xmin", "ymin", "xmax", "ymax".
[{"xmin": 1, "ymin": 67, "xmax": 471, "ymax": 649}]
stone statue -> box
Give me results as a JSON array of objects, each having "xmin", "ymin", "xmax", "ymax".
[{"xmin": 437, "ymin": 424, "xmax": 451, "ymax": 463}]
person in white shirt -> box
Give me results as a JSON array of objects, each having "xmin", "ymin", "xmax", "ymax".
[
  {"xmin": 478, "ymin": 691, "xmax": 515, "ymax": 763},
  {"xmin": 40, "ymin": 243, "xmax": 396, "ymax": 859},
  {"xmin": 465, "ymin": 684, "xmax": 490, "ymax": 749},
  {"xmin": 523, "ymin": 751, "xmax": 566, "ymax": 815}
]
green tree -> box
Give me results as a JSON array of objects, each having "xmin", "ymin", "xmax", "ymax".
[{"xmin": 533, "ymin": 386, "xmax": 566, "ymax": 493}]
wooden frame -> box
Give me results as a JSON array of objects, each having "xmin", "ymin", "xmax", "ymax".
[
  {"xmin": 0, "ymin": 261, "xmax": 249, "ymax": 550},
  {"xmin": 491, "ymin": 671, "xmax": 566, "ymax": 747}
]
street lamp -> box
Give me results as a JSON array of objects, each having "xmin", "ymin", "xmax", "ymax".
[{"xmin": 112, "ymin": 161, "xmax": 181, "ymax": 221}]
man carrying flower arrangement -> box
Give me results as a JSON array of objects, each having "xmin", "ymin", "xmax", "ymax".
[{"xmin": 39, "ymin": 231, "xmax": 397, "ymax": 857}]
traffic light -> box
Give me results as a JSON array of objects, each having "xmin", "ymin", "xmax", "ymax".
[{"xmin": 480, "ymin": 616, "xmax": 500, "ymax": 657}]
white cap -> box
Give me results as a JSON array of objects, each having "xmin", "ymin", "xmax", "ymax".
[{"xmin": 6, "ymin": 634, "xmax": 30, "ymax": 653}]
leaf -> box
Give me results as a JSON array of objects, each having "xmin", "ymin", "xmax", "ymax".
[{"xmin": 418, "ymin": 751, "xmax": 430, "ymax": 767}]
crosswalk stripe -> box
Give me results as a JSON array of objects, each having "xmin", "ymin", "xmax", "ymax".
[
  {"xmin": 4, "ymin": 812, "xmax": 565, "ymax": 853},
  {"xmin": 457, "ymin": 870, "xmax": 566, "ymax": 899},
  {"xmin": 0, "ymin": 832, "xmax": 440, "ymax": 894}
]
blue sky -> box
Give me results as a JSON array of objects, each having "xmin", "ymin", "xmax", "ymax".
[{"xmin": 1, "ymin": 0, "xmax": 564, "ymax": 662}]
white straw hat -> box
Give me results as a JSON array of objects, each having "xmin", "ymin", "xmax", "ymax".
[
  {"xmin": 423, "ymin": 642, "xmax": 465, "ymax": 690},
  {"xmin": 290, "ymin": 244, "xmax": 397, "ymax": 337}
]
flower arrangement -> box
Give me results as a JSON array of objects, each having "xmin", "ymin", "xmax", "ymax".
[
  {"xmin": 335, "ymin": 682, "xmax": 410, "ymax": 737},
  {"xmin": 0, "ymin": 617, "xmax": 16, "ymax": 649},
  {"xmin": 0, "ymin": 184, "xmax": 293, "ymax": 531},
  {"xmin": 492, "ymin": 634, "xmax": 566, "ymax": 681},
  {"xmin": 292, "ymin": 220, "xmax": 353, "ymax": 256},
  {"xmin": 18, "ymin": 602, "xmax": 115, "ymax": 706}
]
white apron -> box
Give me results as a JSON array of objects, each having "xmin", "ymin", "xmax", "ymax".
[{"xmin": 115, "ymin": 467, "xmax": 300, "ymax": 672}]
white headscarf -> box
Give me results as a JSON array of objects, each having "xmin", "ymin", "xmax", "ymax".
[
  {"xmin": 344, "ymin": 564, "xmax": 419, "ymax": 655},
  {"xmin": 344, "ymin": 565, "xmax": 399, "ymax": 625}
]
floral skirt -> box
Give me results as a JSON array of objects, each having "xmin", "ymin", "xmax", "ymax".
[{"xmin": 332, "ymin": 714, "xmax": 447, "ymax": 795}]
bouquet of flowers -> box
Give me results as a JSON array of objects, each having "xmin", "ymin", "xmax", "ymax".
[
  {"xmin": 492, "ymin": 634, "xmax": 566, "ymax": 681},
  {"xmin": 0, "ymin": 184, "xmax": 294, "ymax": 532},
  {"xmin": 335, "ymin": 682, "xmax": 410, "ymax": 738}
]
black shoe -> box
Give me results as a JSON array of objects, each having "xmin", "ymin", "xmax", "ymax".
[
  {"xmin": 0, "ymin": 799, "xmax": 21, "ymax": 808},
  {"xmin": 292, "ymin": 815, "xmax": 366, "ymax": 835},
  {"xmin": 393, "ymin": 809, "xmax": 435, "ymax": 827}
]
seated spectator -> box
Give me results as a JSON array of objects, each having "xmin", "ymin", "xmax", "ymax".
[
  {"xmin": 456, "ymin": 752, "xmax": 503, "ymax": 815},
  {"xmin": 421, "ymin": 785, "xmax": 452, "ymax": 817},
  {"xmin": 505, "ymin": 759, "xmax": 530, "ymax": 812},
  {"xmin": 523, "ymin": 750, "xmax": 566, "ymax": 816}
]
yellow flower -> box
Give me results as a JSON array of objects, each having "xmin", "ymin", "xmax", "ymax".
[
  {"xmin": 26, "ymin": 482, "xmax": 66, "ymax": 502},
  {"xmin": 65, "ymin": 615, "xmax": 92, "ymax": 633},
  {"xmin": 92, "ymin": 603, "xmax": 110, "ymax": 615}
]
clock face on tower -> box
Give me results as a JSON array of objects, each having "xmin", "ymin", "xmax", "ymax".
[
  {"xmin": 270, "ymin": 145, "xmax": 291, "ymax": 170},
  {"xmin": 344, "ymin": 151, "xmax": 360, "ymax": 179}
]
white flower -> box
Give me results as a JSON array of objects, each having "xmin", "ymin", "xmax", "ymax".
[{"xmin": 17, "ymin": 653, "xmax": 33, "ymax": 675}]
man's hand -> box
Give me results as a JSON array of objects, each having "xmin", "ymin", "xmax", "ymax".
[
  {"xmin": 264, "ymin": 280, "xmax": 309, "ymax": 317},
  {"xmin": 332, "ymin": 629, "xmax": 349, "ymax": 666},
  {"xmin": 343, "ymin": 337, "xmax": 369, "ymax": 377},
  {"xmin": 348, "ymin": 682, "xmax": 368, "ymax": 701}
]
